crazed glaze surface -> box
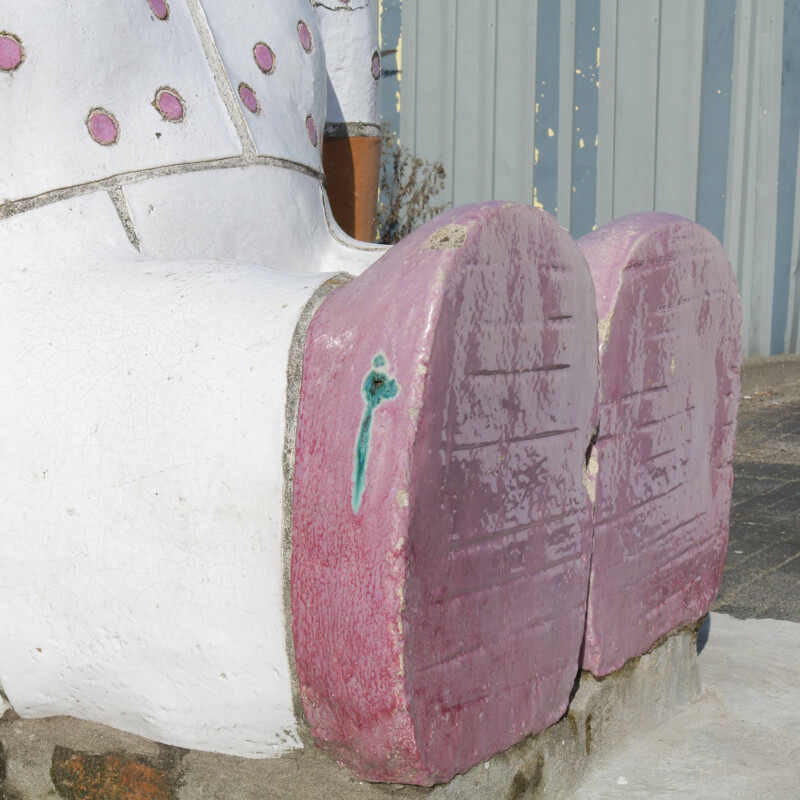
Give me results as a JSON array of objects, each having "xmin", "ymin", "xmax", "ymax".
[
  {"xmin": 0, "ymin": 0, "xmax": 385, "ymax": 274},
  {"xmin": 0, "ymin": 191, "xmax": 334, "ymax": 756},
  {"xmin": 292, "ymin": 202, "xmax": 599, "ymax": 785},
  {"xmin": 314, "ymin": 0, "xmax": 380, "ymax": 131},
  {"xmin": 0, "ymin": 0, "xmax": 384, "ymax": 760},
  {"xmin": 578, "ymin": 214, "xmax": 742, "ymax": 676}
]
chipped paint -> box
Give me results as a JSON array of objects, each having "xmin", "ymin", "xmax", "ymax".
[{"xmin": 424, "ymin": 223, "xmax": 467, "ymax": 249}]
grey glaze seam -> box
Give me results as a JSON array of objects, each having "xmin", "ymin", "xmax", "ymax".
[
  {"xmin": 320, "ymin": 186, "xmax": 389, "ymax": 253},
  {"xmin": 185, "ymin": 0, "xmax": 258, "ymax": 157},
  {"xmin": 108, "ymin": 185, "xmax": 142, "ymax": 251},
  {"xmin": 0, "ymin": 155, "xmax": 325, "ymax": 221},
  {"xmin": 324, "ymin": 121, "xmax": 381, "ymax": 138},
  {"xmin": 280, "ymin": 271, "xmax": 353, "ymax": 743},
  {"xmin": 311, "ymin": 2, "xmax": 360, "ymax": 11}
]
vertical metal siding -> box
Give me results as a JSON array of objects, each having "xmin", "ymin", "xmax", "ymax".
[
  {"xmin": 774, "ymin": 0, "xmax": 800, "ymax": 351},
  {"xmin": 571, "ymin": 0, "xmax": 600, "ymax": 239},
  {"xmin": 612, "ymin": 0, "xmax": 660, "ymax": 219},
  {"xmin": 724, "ymin": 0, "xmax": 783, "ymax": 357},
  {"xmin": 381, "ymin": 0, "xmax": 800, "ymax": 356},
  {"xmin": 655, "ymin": 0, "xmax": 705, "ymax": 220},
  {"xmin": 534, "ymin": 1, "xmax": 560, "ymax": 215},
  {"xmin": 696, "ymin": 0, "xmax": 736, "ymax": 245},
  {"xmin": 595, "ymin": 0, "xmax": 618, "ymax": 228},
  {"xmin": 452, "ymin": 0, "xmax": 498, "ymax": 205},
  {"xmin": 493, "ymin": 0, "xmax": 538, "ymax": 204}
]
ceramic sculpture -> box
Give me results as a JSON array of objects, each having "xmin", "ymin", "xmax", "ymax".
[
  {"xmin": 578, "ymin": 214, "xmax": 742, "ymax": 676},
  {"xmin": 0, "ymin": 0, "xmax": 741, "ymax": 788}
]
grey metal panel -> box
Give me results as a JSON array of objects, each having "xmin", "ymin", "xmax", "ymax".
[
  {"xmin": 533, "ymin": 0, "xmax": 560, "ymax": 215},
  {"xmin": 557, "ymin": 0, "xmax": 577, "ymax": 230},
  {"xmin": 725, "ymin": 0, "xmax": 784, "ymax": 356},
  {"xmin": 788, "ymin": 124, "xmax": 800, "ymax": 352},
  {"xmin": 382, "ymin": 0, "xmax": 800, "ymax": 354},
  {"xmin": 493, "ymin": 0, "xmax": 538, "ymax": 204},
  {"xmin": 596, "ymin": 0, "xmax": 618, "ymax": 227},
  {"xmin": 697, "ymin": 0, "xmax": 736, "ymax": 244},
  {"xmin": 452, "ymin": 0, "xmax": 498, "ymax": 206},
  {"xmin": 612, "ymin": 0, "xmax": 660, "ymax": 219},
  {"xmin": 772, "ymin": 0, "xmax": 800, "ymax": 352},
  {"xmin": 418, "ymin": 0, "xmax": 459, "ymax": 206},
  {"xmin": 571, "ymin": 0, "xmax": 600, "ymax": 238},
  {"xmin": 397, "ymin": 0, "xmax": 417, "ymax": 152},
  {"xmin": 655, "ymin": 0, "xmax": 705, "ymax": 219},
  {"xmin": 378, "ymin": 0, "xmax": 403, "ymax": 138}
]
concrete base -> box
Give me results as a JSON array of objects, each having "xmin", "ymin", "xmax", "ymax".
[
  {"xmin": 0, "ymin": 625, "xmax": 701, "ymax": 800},
  {"xmin": 574, "ymin": 613, "xmax": 800, "ymax": 799}
]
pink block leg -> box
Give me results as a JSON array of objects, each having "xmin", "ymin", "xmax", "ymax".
[
  {"xmin": 578, "ymin": 213, "xmax": 742, "ymax": 676},
  {"xmin": 292, "ymin": 203, "xmax": 599, "ymax": 785}
]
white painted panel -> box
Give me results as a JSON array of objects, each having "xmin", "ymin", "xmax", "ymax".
[
  {"xmin": 0, "ymin": 1, "xmax": 240, "ymax": 203},
  {"xmin": 655, "ymin": 0, "xmax": 705, "ymax": 218},
  {"xmin": 493, "ymin": 0, "xmax": 538, "ymax": 204},
  {"xmin": 724, "ymin": 0, "xmax": 753, "ymax": 341},
  {"xmin": 557, "ymin": 0, "xmax": 577, "ymax": 229},
  {"xmin": 596, "ymin": 0, "xmax": 618, "ymax": 227},
  {"xmin": 789, "ymin": 124, "xmax": 800, "ymax": 352},
  {"xmin": 397, "ymin": 0, "xmax": 418, "ymax": 152},
  {"xmin": 199, "ymin": 0, "xmax": 326, "ymax": 169},
  {"xmin": 452, "ymin": 0, "xmax": 498, "ymax": 206},
  {"xmin": 725, "ymin": 0, "xmax": 784, "ymax": 356},
  {"xmin": 612, "ymin": 0, "xmax": 660, "ymax": 218},
  {"xmin": 316, "ymin": 2, "xmax": 380, "ymax": 127},
  {"xmin": 0, "ymin": 191, "xmax": 331, "ymax": 757},
  {"xmin": 123, "ymin": 165, "xmax": 383, "ymax": 275},
  {"xmin": 412, "ymin": 0, "xmax": 458, "ymax": 208}
]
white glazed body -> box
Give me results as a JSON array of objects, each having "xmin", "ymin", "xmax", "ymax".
[{"xmin": 0, "ymin": 0, "xmax": 382, "ymax": 758}]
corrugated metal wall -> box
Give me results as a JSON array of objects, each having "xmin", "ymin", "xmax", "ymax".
[{"xmin": 377, "ymin": 0, "xmax": 800, "ymax": 357}]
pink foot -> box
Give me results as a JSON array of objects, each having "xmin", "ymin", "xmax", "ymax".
[
  {"xmin": 292, "ymin": 203, "xmax": 599, "ymax": 785},
  {"xmin": 578, "ymin": 213, "xmax": 742, "ymax": 676}
]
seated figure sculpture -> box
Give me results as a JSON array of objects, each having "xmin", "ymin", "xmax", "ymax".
[{"xmin": 0, "ymin": 0, "xmax": 741, "ymax": 788}]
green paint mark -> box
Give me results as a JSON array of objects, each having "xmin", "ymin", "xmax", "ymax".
[{"xmin": 352, "ymin": 353, "xmax": 399, "ymax": 513}]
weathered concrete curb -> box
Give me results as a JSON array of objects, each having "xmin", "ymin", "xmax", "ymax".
[
  {"xmin": 0, "ymin": 624, "xmax": 701, "ymax": 800},
  {"xmin": 741, "ymin": 354, "xmax": 800, "ymax": 395}
]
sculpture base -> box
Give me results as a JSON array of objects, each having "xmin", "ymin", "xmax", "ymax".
[{"xmin": 0, "ymin": 622, "xmax": 702, "ymax": 800}]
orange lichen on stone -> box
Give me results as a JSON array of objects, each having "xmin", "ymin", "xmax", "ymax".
[{"xmin": 50, "ymin": 747, "xmax": 173, "ymax": 800}]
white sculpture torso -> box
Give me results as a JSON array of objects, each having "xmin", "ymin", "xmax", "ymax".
[{"xmin": 0, "ymin": 0, "xmax": 383, "ymax": 757}]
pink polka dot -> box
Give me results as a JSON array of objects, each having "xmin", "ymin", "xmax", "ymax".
[
  {"xmin": 297, "ymin": 21, "xmax": 313, "ymax": 53},
  {"xmin": 306, "ymin": 115, "xmax": 318, "ymax": 147},
  {"xmin": 254, "ymin": 42, "xmax": 275, "ymax": 74},
  {"xmin": 86, "ymin": 109, "xmax": 119, "ymax": 146},
  {"xmin": 0, "ymin": 33, "xmax": 23, "ymax": 72},
  {"xmin": 154, "ymin": 88, "xmax": 185, "ymax": 121},
  {"xmin": 239, "ymin": 83, "xmax": 260, "ymax": 114},
  {"xmin": 371, "ymin": 51, "xmax": 381, "ymax": 81},
  {"xmin": 147, "ymin": 0, "xmax": 170, "ymax": 20}
]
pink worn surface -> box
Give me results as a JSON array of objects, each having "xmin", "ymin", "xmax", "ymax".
[
  {"xmin": 292, "ymin": 203, "xmax": 599, "ymax": 785},
  {"xmin": 578, "ymin": 213, "xmax": 742, "ymax": 676}
]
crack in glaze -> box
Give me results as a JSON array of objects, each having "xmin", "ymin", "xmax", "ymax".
[{"xmin": 352, "ymin": 353, "xmax": 399, "ymax": 513}]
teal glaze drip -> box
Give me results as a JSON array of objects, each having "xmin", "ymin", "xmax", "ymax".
[{"xmin": 352, "ymin": 354, "xmax": 399, "ymax": 513}]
